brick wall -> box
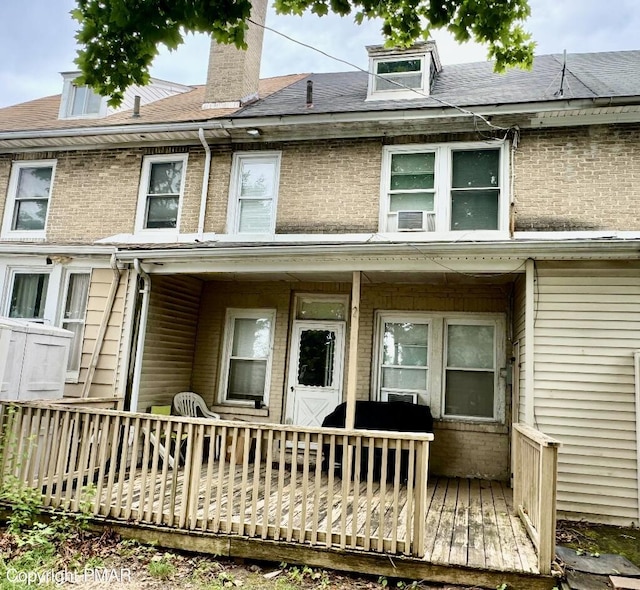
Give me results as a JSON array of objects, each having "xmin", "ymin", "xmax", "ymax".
[{"xmin": 514, "ymin": 124, "xmax": 640, "ymax": 231}]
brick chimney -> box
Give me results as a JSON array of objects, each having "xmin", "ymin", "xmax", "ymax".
[{"xmin": 203, "ymin": 0, "xmax": 268, "ymax": 108}]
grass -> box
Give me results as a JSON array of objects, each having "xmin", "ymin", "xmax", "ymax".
[{"xmin": 556, "ymin": 520, "xmax": 640, "ymax": 567}]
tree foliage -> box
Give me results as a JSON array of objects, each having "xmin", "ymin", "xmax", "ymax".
[{"xmin": 72, "ymin": 0, "xmax": 534, "ymax": 107}]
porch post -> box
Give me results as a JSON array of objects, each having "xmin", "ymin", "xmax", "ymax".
[
  {"xmin": 524, "ymin": 258, "xmax": 535, "ymax": 426},
  {"xmin": 345, "ymin": 271, "xmax": 361, "ymax": 430}
]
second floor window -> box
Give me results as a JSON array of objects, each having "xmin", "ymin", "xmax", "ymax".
[
  {"xmin": 69, "ymin": 84, "xmax": 102, "ymax": 117},
  {"xmin": 228, "ymin": 152, "xmax": 281, "ymax": 234},
  {"xmin": 381, "ymin": 143, "xmax": 505, "ymax": 234},
  {"xmin": 1, "ymin": 161, "xmax": 55, "ymax": 239},
  {"xmin": 136, "ymin": 155, "xmax": 188, "ymax": 232}
]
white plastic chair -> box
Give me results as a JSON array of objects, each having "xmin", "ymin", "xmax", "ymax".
[{"xmin": 172, "ymin": 391, "xmax": 221, "ymax": 420}]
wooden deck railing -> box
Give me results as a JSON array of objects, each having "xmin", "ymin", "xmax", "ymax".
[
  {"xmin": 0, "ymin": 402, "xmax": 433, "ymax": 557},
  {"xmin": 512, "ymin": 423, "xmax": 561, "ymax": 575}
]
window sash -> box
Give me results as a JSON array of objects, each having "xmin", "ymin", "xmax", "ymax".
[
  {"xmin": 9, "ymin": 273, "xmax": 50, "ymax": 321},
  {"xmin": 382, "ymin": 145, "xmax": 504, "ymax": 233},
  {"xmin": 221, "ymin": 309, "xmax": 275, "ymax": 405},
  {"xmin": 9, "ymin": 165, "xmax": 54, "ymax": 232},
  {"xmin": 61, "ymin": 273, "xmax": 90, "ymax": 374}
]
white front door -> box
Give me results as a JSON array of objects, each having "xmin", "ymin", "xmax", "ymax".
[{"xmin": 285, "ymin": 321, "xmax": 345, "ymax": 427}]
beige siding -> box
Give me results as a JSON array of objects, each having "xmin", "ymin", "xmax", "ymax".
[
  {"xmin": 534, "ymin": 261, "xmax": 640, "ymax": 525},
  {"xmin": 64, "ymin": 268, "xmax": 128, "ymax": 399},
  {"xmin": 136, "ymin": 275, "xmax": 203, "ymax": 412}
]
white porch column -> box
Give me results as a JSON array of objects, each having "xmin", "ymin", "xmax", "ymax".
[
  {"xmin": 345, "ymin": 271, "xmax": 361, "ymax": 430},
  {"xmin": 524, "ymin": 258, "xmax": 535, "ymax": 426}
]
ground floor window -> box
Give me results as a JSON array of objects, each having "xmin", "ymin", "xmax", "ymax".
[
  {"xmin": 61, "ymin": 272, "xmax": 91, "ymax": 375},
  {"xmin": 7, "ymin": 272, "xmax": 50, "ymax": 321},
  {"xmin": 374, "ymin": 311, "xmax": 505, "ymax": 421},
  {"xmin": 220, "ymin": 308, "xmax": 276, "ymax": 406}
]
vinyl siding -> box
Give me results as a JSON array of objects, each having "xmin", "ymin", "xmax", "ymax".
[
  {"xmin": 533, "ymin": 261, "xmax": 640, "ymax": 525},
  {"xmin": 136, "ymin": 275, "xmax": 203, "ymax": 412},
  {"xmin": 64, "ymin": 268, "xmax": 128, "ymax": 399},
  {"xmin": 513, "ymin": 274, "xmax": 527, "ymax": 423}
]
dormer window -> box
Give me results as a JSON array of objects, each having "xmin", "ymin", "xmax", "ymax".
[
  {"xmin": 58, "ymin": 72, "xmax": 106, "ymax": 119},
  {"xmin": 69, "ymin": 84, "xmax": 102, "ymax": 116},
  {"xmin": 374, "ymin": 58, "xmax": 425, "ymax": 92},
  {"xmin": 367, "ymin": 42, "xmax": 441, "ymax": 101}
]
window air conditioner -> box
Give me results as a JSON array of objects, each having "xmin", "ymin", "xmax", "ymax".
[
  {"xmin": 383, "ymin": 391, "xmax": 418, "ymax": 404},
  {"xmin": 396, "ymin": 211, "xmax": 435, "ymax": 231}
]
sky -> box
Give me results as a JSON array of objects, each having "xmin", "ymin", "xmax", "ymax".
[{"xmin": 0, "ymin": 0, "xmax": 639, "ymax": 109}]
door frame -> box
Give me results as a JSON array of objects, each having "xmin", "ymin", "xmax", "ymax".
[{"xmin": 284, "ymin": 319, "xmax": 346, "ymax": 426}]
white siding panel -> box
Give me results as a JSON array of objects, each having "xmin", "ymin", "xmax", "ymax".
[
  {"xmin": 534, "ymin": 262, "xmax": 640, "ymax": 525},
  {"xmin": 137, "ymin": 275, "xmax": 202, "ymax": 412},
  {"xmin": 513, "ymin": 275, "xmax": 527, "ymax": 423}
]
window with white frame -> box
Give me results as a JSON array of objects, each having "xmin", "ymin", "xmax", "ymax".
[
  {"xmin": 1, "ymin": 161, "xmax": 56, "ymax": 238},
  {"xmin": 374, "ymin": 312, "xmax": 504, "ymax": 421},
  {"xmin": 135, "ymin": 155, "xmax": 187, "ymax": 232},
  {"xmin": 61, "ymin": 272, "xmax": 90, "ymax": 375},
  {"xmin": 374, "ymin": 57, "xmax": 425, "ymax": 93},
  {"xmin": 380, "ymin": 144, "xmax": 505, "ymax": 234},
  {"xmin": 7, "ymin": 272, "xmax": 50, "ymax": 322},
  {"xmin": 220, "ymin": 309, "xmax": 276, "ymax": 405},
  {"xmin": 228, "ymin": 152, "xmax": 281, "ymax": 234},
  {"xmin": 68, "ymin": 84, "xmax": 103, "ymax": 117}
]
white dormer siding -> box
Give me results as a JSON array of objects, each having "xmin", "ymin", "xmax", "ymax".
[
  {"xmin": 58, "ymin": 72, "xmax": 192, "ymax": 120},
  {"xmin": 366, "ymin": 41, "xmax": 442, "ymax": 101}
]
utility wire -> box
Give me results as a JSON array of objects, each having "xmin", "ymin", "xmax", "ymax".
[{"xmin": 249, "ymin": 18, "xmax": 511, "ymax": 133}]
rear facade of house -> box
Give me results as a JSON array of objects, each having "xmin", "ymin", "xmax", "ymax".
[{"xmin": 0, "ymin": 22, "xmax": 639, "ymax": 529}]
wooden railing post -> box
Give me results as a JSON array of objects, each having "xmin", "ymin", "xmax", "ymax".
[
  {"xmin": 412, "ymin": 438, "xmax": 430, "ymax": 557},
  {"xmin": 537, "ymin": 444, "xmax": 559, "ymax": 574}
]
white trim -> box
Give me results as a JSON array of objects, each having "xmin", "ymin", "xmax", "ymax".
[
  {"xmin": 134, "ymin": 153, "xmax": 188, "ymax": 234},
  {"xmin": 58, "ymin": 74, "xmax": 108, "ymax": 120},
  {"xmin": 2, "ymin": 265, "xmax": 64, "ymax": 324},
  {"xmin": 226, "ymin": 151, "xmax": 282, "ymax": 235},
  {"xmin": 367, "ymin": 53, "xmax": 430, "ymax": 101},
  {"xmin": 372, "ymin": 310, "xmax": 506, "ymax": 422},
  {"xmin": 218, "ymin": 308, "xmax": 276, "ymax": 407},
  {"xmin": 379, "ymin": 141, "xmax": 509, "ymax": 237},
  {"xmin": 58, "ymin": 269, "xmax": 91, "ymax": 382},
  {"xmin": 632, "ymin": 350, "xmax": 640, "ymax": 522},
  {"xmin": 1, "ymin": 159, "xmax": 57, "ymax": 240},
  {"xmin": 524, "ymin": 259, "xmax": 536, "ymax": 426}
]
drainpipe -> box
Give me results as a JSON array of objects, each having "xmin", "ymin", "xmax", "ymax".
[
  {"xmin": 197, "ymin": 127, "xmax": 211, "ymax": 239},
  {"xmin": 129, "ymin": 259, "xmax": 151, "ymax": 413},
  {"xmin": 81, "ymin": 253, "xmax": 121, "ymax": 398}
]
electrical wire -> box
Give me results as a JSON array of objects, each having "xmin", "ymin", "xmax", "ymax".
[{"xmin": 249, "ymin": 18, "xmax": 511, "ymax": 133}]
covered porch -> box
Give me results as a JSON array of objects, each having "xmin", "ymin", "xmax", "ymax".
[{"xmin": 0, "ymin": 402, "xmax": 559, "ymax": 587}]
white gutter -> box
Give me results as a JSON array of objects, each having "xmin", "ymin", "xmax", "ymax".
[
  {"xmin": 0, "ymin": 244, "xmax": 116, "ymax": 256},
  {"xmin": 197, "ymin": 128, "xmax": 211, "ymax": 238},
  {"xmin": 129, "ymin": 258, "xmax": 151, "ymax": 413},
  {"xmin": 112, "ymin": 237, "xmax": 640, "ymax": 263},
  {"xmin": 81, "ymin": 253, "xmax": 121, "ymax": 398}
]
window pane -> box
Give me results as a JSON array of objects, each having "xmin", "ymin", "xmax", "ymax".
[
  {"xmin": 447, "ymin": 324, "xmax": 494, "ymax": 369},
  {"xmin": 383, "ymin": 323, "xmax": 428, "ymax": 366},
  {"xmin": 389, "ymin": 193, "xmax": 434, "ymax": 212},
  {"xmin": 240, "ymin": 161, "xmax": 276, "ymax": 198},
  {"xmin": 148, "ymin": 161, "xmax": 183, "ymax": 194},
  {"xmin": 146, "ymin": 196, "xmax": 179, "ymax": 228},
  {"xmin": 64, "ymin": 274, "xmax": 90, "ymax": 320},
  {"xmin": 228, "ymin": 359, "xmax": 267, "ymax": 400},
  {"xmin": 297, "ymin": 300, "xmax": 346, "ymax": 320},
  {"xmin": 70, "ymin": 86, "xmax": 88, "ymax": 116},
  {"xmin": 239, "ymin": 199, "xmax": 272, "ymax": 233},
  {"xmin": 382, "ymin": 367, "xmax": 427, "ymax": 390},
  {"xmin": 452, "ymin": 149, "xmax": 500, "ymax": 188},
  {"xmin": 9, "ymin": 274, "xmax": 49, "ymax": 319},
  {"xmin": 297, "ymin": 329, "xmax": 336, "ymax": 387},
  {"xmin": 390, "ymin": 153, "xmax": 434, "ymax": 190},
  {"xmin": 377, "ymin": 60, "xmax": 421, "ymax": 74},
  {"xmin": 17, "ymin": 167, "xmax": 52, "ymax": 199},
  {"xmin": 85, "ymin": 89, "xmax": 102, "ymax": 114},
  {"xmin": 450, "ymin": 189, "xmax": 499, "ymax": 230},
  {"xmin": 376, "ymin": 72, "xmax": 423, "ymax": 91},
  {"xmin": 63, "ymin": 322, "xmax": 84, "ymax": 372},
  {"xmin": 13, "ymin": 200, "xmax": 48, "ymax": 231},
  {"xmin": 232, "ymin": 318, "xmax": 271, "ymax": 358},
  {"xmin": 445, "ymin": 370, "xmax": 494, "ymax": 417}
]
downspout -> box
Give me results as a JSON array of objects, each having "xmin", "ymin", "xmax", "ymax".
[
  {"xmin": 81, "ymin": 253, "xmax": 121, "ymax": 398},
  {"xmin": 129, "ymin": 259, "xmax": 151, "ymax": 413},
  {"xmin": 197, "ymin": 128, "xmax": 211, "ymax": 239}
]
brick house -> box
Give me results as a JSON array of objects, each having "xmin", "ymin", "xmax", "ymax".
[{"xmin": 0, "ymin": 3, "xmax": 639, "ymax": 541}]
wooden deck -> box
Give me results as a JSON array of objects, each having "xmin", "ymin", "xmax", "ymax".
[{"xmin": 99, "ymin": 460, "xmax": 538, "ymax": 574}]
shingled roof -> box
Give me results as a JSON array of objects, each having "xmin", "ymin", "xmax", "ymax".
[
  {"xmin": 0, "ymin": 74, "xmax": 307, "ymax": 133},
  {"xmin": 234, "ymin": 51, "xmax": 640, "ymax": 118}
]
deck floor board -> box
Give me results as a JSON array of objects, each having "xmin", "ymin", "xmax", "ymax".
[{"xmin": 98, "ymin": 460, "xmax": 538, "ymax": 574}]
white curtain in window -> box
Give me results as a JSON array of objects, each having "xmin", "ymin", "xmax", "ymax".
[
  {"xmin": 63, "ymin": 273, "xmax": 90, "ymax": 372},
  {"xmin": 9, "ymin": 274, "xmax": 49, "ymax": 319}
]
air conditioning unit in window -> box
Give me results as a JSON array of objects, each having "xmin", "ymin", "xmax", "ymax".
[
  {"xmin": 396, "ymin": 211, "xmax": 435, "ymax": 231},
  {"xmin": 383, "ymin": 391, "xmax": 418, "ymax": 404}
]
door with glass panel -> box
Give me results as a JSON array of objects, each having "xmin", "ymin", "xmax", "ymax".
[{"xmin": 286, "ymin": 321, "xmax": 345, "ymax": 427}]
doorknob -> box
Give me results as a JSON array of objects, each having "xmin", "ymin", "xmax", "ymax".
[{"xmin": 290, "ymin": 386, "xmax": 294, "ymax": 392}]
